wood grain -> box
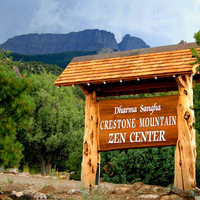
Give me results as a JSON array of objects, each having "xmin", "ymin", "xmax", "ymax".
[
  {"xmin": 54, "ymin": 48, "xmax": 197, "ymax": 87},
  {"xmin": 174, "ymin": 75, "xmax": 196, "ymax": 191},
  {"xmin": 81, "ymin": 90, "xmax": 100, "ymax": 189},
  {"xmin": 98, "ymin": 95, "xmax": 178, "ymax": 151}
]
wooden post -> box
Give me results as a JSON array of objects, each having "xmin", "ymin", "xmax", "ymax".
[
  {"xmin": 81, "ymin": 89, "xmax": 100, "ymax": 189},
  {"xmin": 174, "ymin": 74, "xmax": 196, "ymax": 191}
]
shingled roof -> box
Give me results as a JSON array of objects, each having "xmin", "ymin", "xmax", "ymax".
[{"xmin": 54, "ymin": 42, "xmax": 199, "ymax": 88}]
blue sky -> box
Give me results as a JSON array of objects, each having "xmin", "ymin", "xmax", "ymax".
[{"xmin": 0, "ymin": 0, "xmax": 200, "ymax": 47}]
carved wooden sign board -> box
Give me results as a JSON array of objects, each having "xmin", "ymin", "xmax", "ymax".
[
  {"xmin": 97, "ymin": 95, "xmax": 178, "ymax": 151},
  {"xmin": 54, "ymin": 43, "xmax": 199, "ymax": 190}
]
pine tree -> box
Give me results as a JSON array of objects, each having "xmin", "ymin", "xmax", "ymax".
[
  {"xmin": 190, "ymin": 31, "xmax": 200, "ymax": 67},
  {"xmin": 191, "ymin": 31, "xmax": 200, "ymax": 187},
  {"xmin": 0, "ymin": 50, "xmax": 34, "ymax": 168}
]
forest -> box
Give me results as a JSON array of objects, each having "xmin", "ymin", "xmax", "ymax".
[
  {"xmin": 10, "ymin": 50, "xmax": 97, "ymax": 68},
  {"xmin": 1, "ymin": 31, "xmax": 200, "ymax": 188}
]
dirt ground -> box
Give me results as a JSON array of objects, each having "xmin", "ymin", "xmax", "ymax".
[
  {"xmin": 0, "ymin": 173, "xmax": 198, "ymax": 200},
  {"xmin": 0, "ymin": 172, "xmax": 131, "ymax": 200}
]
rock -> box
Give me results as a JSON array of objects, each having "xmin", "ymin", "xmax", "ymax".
[
  {"xmin": 113, "ymin": 186, "xmax": 131, "ymax": 194},
  {"xmin": 138, "ymin": 194, "xmax": 160, "ymax": 199},
  {"xmin": 160, "ymin": 196, "xmax": 170, "ymax": 200},
  {"xmin": 118, "ymin": 34, "xmax": 149, "ymax": 51},
  {"xmin": 193, "ymin": 187, "xmax": 200, "ymax": 196},
  {"xmin": 12, "ymin": 190, "xmax": 46, "ymax": 199},
  {"xmin": 0, "ymin": 29, "xmax": 149, "ymax": 55},
  {"xmin": 68, "ymin": 189, "xmax": 81, "ymax": 195},
  {"xmin": 12, "ymin": 191, "xmax": 23, "ymax": 197},
  {"xmin": 132, "ymin": 182, "xmax": 144, "ymax": 190},
  {"xmin": 138, "ymin": 184, "xmax": 152, "ymax": 194},
  {"xmin": 4, "ymin": 168, "xmax": 18, "ymax": 175},
  {"xmin": 151, "ymin": 186, "xmax": 171, "ymax": 195},
  {"xmin": 168, "ymin": 194, "xmax": 183, "ymax": 200},
  {"xmin": 160, "ymin": 195, "xmax": 184, "ymax": 200},
  {"xmin": 38, "ymin": 185, "xmax": 56, "ymax": 194},
  {"xmin": 102, "ymin": 183, "xmax": 115, "ymax": 194},
  {"xmin": 171, "ymin": 186, "xmax": 183, "ymax": 195},
  {"xmin": 0, "ymin": 30, "xmax": 119, "ymax": 55}
]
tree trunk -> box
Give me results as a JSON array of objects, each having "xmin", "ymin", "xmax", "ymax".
[
  {"xmin": 40, "ymin": 158, "xmax": 52, "ymax": 175},
  {"xmin": 81, "ymin": 89, "xmax": 100, "ymax": 189},
  {"xmin": 40, "ymin": 159, "xmax": 46, "ymax": 175},
  {"xmin": 45, "ymin": 163, "xmax": 52, "ymax": 175},
  {"xmin": 174, "ymin": 75, "xmax": 196, "ymax": 190}
]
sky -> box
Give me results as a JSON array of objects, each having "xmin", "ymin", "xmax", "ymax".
[{"xmin": 0, "ymin": 0, "xmax": 200, "ymax": 47}]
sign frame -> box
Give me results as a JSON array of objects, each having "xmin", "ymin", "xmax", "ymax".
[{"xmin": 97, "ymin": 95, "xmax": 178, "ymax": 152}]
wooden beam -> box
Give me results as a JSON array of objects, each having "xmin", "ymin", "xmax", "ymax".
[
  {"xmin": 174, "ymin": 74, "xmax": 196, "ymax": 191},
  {"xmin": 81, "ymin": 89, "xmax": 100, "ymax": 189},
  {"xmin": 97, "ymin": 79, "xmax": 177, "ymax": 93},
  {"xmin": 96, "ymin": 78, "xmax": 178, "ymax": 97}
]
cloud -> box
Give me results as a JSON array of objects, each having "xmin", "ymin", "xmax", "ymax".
[{"xmin": 0, "ymin": 0, "xmax": 200, "ymax": 47}]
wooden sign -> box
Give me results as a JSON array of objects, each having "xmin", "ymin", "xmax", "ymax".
[{"xmin": 98, "ymin": 95, "xmax": 178, "ymax": 152}]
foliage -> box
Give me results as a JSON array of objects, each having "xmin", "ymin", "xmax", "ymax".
[
  {"xmin": 100, "ymin": 147, "xmax": 175, "ymax": 186},
  {"xmin": 191, "ymin": 30, "xmax": 200, "ymax": 187},
  {"xmin": 11, "ymin": 50, "xmax": 97, "ymax": 68},
  {"xmin": 20, "ymin": 72, "xmax": 85, "ymax": 175},
  {"xmin": 190, "ymin": 30, "xmax": 200, "ymax": 68},
  {"xmin": 65, "ymin": 129, "xmax": 84, "ymax": 180},
  {"xmin": 0, "ymin": 50, "xmax": 34, "ymax": 168},
  {"xmin": 18, "ymin": 61, "xmax": 63, "ymax": 76},
  {"xmin": 193, "ymin": 82, "xmax": 200, "ymax": 187}
]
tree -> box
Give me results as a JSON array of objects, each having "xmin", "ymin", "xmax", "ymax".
[
  {"xmin": 0, "ymin": 50, "xmax": 34, "ymax": 168},
  {"xmin": 191, "ymin": 31, "xmax": 200, "ymax": 67},
  {"xmin": 23, "ymin": 72, "xmax": 84, "ymax": 175},
  {"xmin": 101, "ymin": 147, "xmax": 175, "ymax": 186},
  {"xmin": 191, "ymin": 30, "xmax": 200, "ymax": 187}
]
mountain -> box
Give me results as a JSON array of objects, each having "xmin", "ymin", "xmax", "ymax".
[
  {"xmin": 0, "ymin": 29, "xmax": 149, "ymax": 55},
  {"xmin": 119, "ymin": 34, "xmax": 150, "ymax": 51}
]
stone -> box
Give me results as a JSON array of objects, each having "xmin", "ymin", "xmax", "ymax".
[
  {"xmin": 152, "ymin": 186, "xmax": 171, "ymax": 195},
  {"xmin": 12, "ymin": 191, "xmax": 23, "ymax": 197},
  {"xmin": 138, "ymin": 185, "xmax": 152, "ymax": 194},
  {"xmin": 118, "ymin": 34, "xmax": 149, "ymax": 51},
  {"xmin": 138, "ymin": 194, "xmax": 160, "ymax": 199},
  {"xmin": 132, "ymin": 182, "xmax": 144, "ymax": 190},
  {"xmin": 171, "ymin": 186, "xmax": 183, "ymax": 195},
  {"xmin": 38, "ymin": 185, "xmax": 56, "ymax": 194},
  {"xmin": 0, "ymin": 30, "xmax": 149, "ymax": 55},
  {"xmin": 168, "ymin": 194, "xmax": 183, "ymax": 200},
  {"xmin": 4, "ymin": 168, "xmax": 18, "ymax": 175},
  {"xmin": 113, "ymin": 186, "xmax": 131, "ymax": 194},
  {"xmin": 160, "ymin": 196, "xmax": 170, "ymax": 200},
  {"xmin": 68, "ymin": 189, "xmax": 81, "ymax": 195},
  {"xmin": 12, "ymin": 190, "xmax": 46, "ymax": 199}
]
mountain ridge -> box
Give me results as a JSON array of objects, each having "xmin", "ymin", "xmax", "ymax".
[{"xmin": 0, "ymin": 29, "xmax": 149, "ymax": 55}]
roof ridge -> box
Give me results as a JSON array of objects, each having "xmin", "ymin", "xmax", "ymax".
[{"xmin": 71, "ymin": 42, "xmax": 199, "ymax": 63}]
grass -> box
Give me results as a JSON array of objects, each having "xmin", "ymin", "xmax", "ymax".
[
  {"xmin": 81, "ymin": 186, "xmax": 107, "ymax": 200},
  {"xmin": 7, "ymin": 178, "xmax": 13, "ymax": 184}
]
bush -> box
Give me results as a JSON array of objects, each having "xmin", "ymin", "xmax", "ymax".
[{"xmin": 101, "ymin": 146, "xmax": 175, "ymax": 186}]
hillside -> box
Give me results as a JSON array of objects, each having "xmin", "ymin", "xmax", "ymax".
[
  {"xmin": 0, "ymin": 29, "xmax": 149, "ymax": 55},
  {"xmin": 11, "ymin": 50, "xmax": 97, "ymax": 68}
]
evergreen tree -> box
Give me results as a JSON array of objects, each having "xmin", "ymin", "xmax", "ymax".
[
  {"xmin": 191, "ymin": 30, "xmax": 200, "ymax": 67},
  {"xmin": 23, "ymin": 72, "xmax": 84, "ymax": 175},
  {"xmin": 0, "ymin": 50, "xmax": 34, "ymax": 168},
  {"xmin": 191, "ymin": 30, "xmax": 200, "ymax": 187}
]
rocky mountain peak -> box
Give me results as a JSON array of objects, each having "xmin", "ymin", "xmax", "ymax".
[
  {"xmin": 0, "ymin": 29, "xmax": 149, "ymax": 55},
  {"xmin": 118, "ymin": 34, "xmax": 150, "ymax": 51}
]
